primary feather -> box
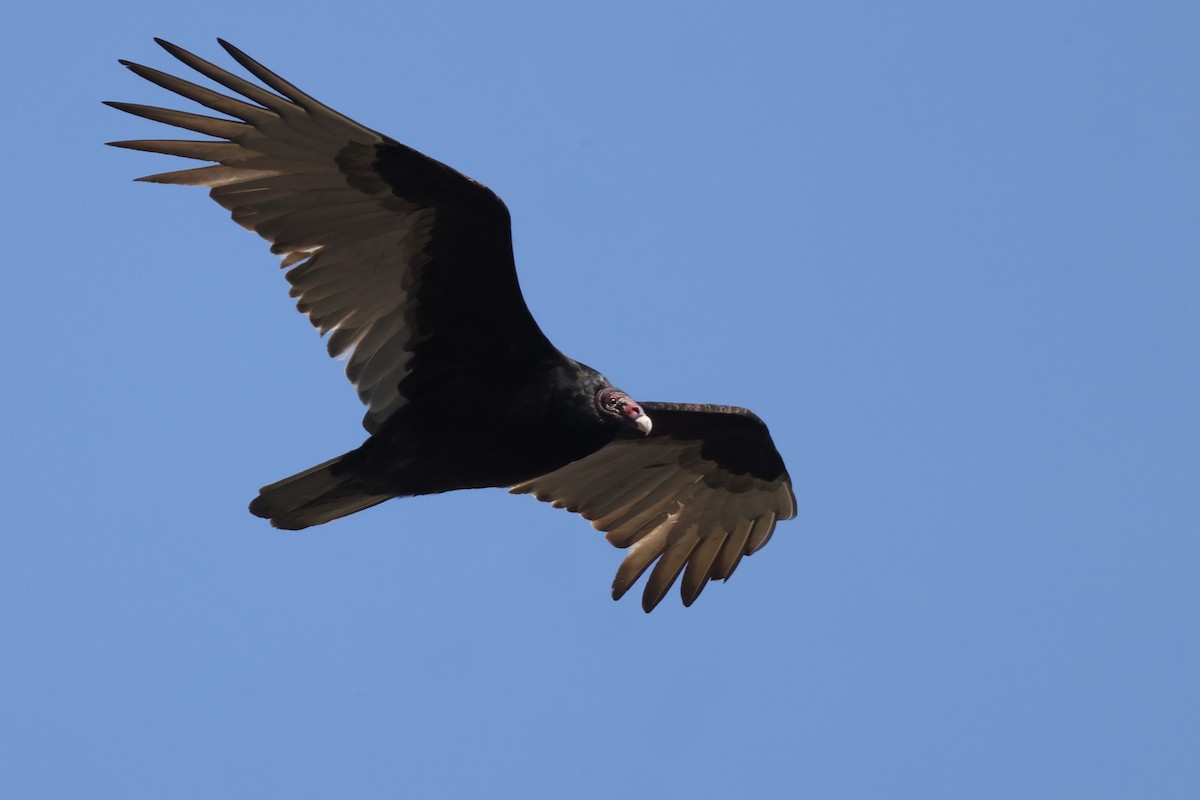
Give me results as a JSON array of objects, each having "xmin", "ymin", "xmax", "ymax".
[{"xmin": 109, "ymin": 39, "xmax": 796, "ymax": 611}]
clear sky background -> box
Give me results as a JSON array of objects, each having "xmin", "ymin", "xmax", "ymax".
[{"xmin": 3, "ymin": 2, "xmax": 1198, "ymax": 798}]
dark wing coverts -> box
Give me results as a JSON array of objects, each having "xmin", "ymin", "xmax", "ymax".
[
  {"xmin": 511, "ymin": 403, "xmax": 796, "ymax": 611},
  {"xmin": 107, "ymin": 39, "xmax": 556, "ymax": 432},
  {"xmin": 110, "ymin": 40, "xmax": 797, "ymax": 611}
]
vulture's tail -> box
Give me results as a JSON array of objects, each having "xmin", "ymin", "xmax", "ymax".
[{"xmin": 249, "ymin": 452, "xmax": 391, "ymax": 530}]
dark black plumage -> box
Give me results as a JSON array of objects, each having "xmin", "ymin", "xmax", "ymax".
[{"xmin": 109, "ymin": 39, "xmax": 796, "ymax": 611}]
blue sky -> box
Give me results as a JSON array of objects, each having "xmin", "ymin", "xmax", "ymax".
[{"xmin": 4, "ymin": 2, "xmax": 1198, "ymax": 797}]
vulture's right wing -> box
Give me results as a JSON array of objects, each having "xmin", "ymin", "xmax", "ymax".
[{"xmin": 108, "ymin": 39, "xmax": 559, "ymax": 433}]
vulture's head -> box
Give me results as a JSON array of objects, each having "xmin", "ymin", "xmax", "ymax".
[{"xmin": 596, "ymin": 388, "xmax": 652, "ymax": 435}]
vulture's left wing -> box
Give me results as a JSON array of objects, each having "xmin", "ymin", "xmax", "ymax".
[{"xmin": 511, "ymin": 403, "xmax": 795, "ymax": 611}]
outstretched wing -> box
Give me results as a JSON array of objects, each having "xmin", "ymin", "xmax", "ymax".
[
  {"xmin": 510, "ymin": 403, "xmax": 795, "ymax": 611},
  {"xmin": 108, "ymin": 39, "xmax": 559, "ymax": 432}
]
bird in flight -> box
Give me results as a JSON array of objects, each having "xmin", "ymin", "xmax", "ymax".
[{"xmin": 108, "ymin": 39, "xmax": 796, "ymax": 611}]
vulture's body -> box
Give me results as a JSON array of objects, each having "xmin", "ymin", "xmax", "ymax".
[{"xmin": 109, "ymin": 39, "xmax": 796, "ymax": 611}]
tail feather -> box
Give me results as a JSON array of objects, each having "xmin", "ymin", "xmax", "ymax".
[{"xmin": 249, "ymin": 452, "xmax": 391, "ymax": 530}]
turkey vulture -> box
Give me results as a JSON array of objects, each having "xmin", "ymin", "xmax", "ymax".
[{"xmin": 108, "ymin": 39, "xmax": 795, "ymax": 611}]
